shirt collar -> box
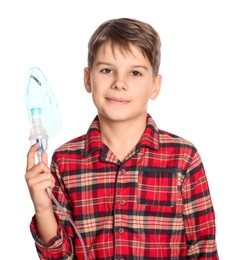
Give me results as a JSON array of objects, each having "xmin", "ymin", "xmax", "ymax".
[
  {"xmin": 138, "ymin": 113, "xmax": 160, "ymax": 151},
  {"xmin": 83, "ymin": 116, "xmax": 105, "ymax": 157},
  {"xmin": 84, "ymin": 114, "xmax": 159, "ymax": 157}
]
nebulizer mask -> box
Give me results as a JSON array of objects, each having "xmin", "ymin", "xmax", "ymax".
[
  {"xmin": 26, "ymin": 67, "xmax": 61, "ymax": 160},
  {"xmin": 25, "ymin": 67, "xmax": 87, "ymax": 259}
]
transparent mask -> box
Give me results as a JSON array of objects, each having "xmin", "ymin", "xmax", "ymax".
[{"xmin": 25, "ymin": 67, "xmax": 61, "ymax": 150}]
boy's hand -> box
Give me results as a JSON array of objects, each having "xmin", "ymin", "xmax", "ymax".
[{"xmin": 25, "ymin": 143, "xmax": 55, "ymax": 214}]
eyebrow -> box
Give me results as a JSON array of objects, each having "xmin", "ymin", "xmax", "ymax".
[{"xmin": 95, "ymin": 62, "xmax": 149, "ymax": 71}]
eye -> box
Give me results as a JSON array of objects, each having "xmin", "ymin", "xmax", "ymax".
[
  {"xmin": 101, "ymin": 68, "xmax": 113, "ymax": 74},
  {"xmin": 131, "ymin": 70, "xmax": 142, "ymax": 76}
]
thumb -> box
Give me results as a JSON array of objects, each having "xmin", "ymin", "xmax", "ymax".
[{"xmin": 26, "ymin": 142, "xmax": 39, "ymax": 170}]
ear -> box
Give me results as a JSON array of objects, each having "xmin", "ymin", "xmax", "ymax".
[
  {"xmin": 150, "ymin": 74, "xmax": 162, "ymax": 100},
  {"xmin": 84, "ymin": 67, "xmax": 91, "ymax": 93}
]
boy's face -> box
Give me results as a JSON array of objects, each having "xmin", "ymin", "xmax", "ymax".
[{"xmin": 84, "ymin": 43, "xmax": 161, "ymax": 123}]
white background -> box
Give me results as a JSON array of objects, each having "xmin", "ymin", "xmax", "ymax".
[{"xmin": 0, "ymin": 0, "xmax": 235, "ymax": 259}]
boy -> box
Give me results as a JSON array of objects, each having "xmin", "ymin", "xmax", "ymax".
[{"xmin": 26, "ymin": 18, "xmax": 218, "ymax": 259}]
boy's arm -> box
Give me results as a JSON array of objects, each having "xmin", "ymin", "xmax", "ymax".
[
  {"xmin": 182, "ymin": 150, "xmax": 219, "ymax": 259},
  {"xmin": 26, "ymin": 143, "xmax": 58, "ymax": 242},
  {"xmin": 26, "ymin": 144, "xmax": 74, "ymax": 259}
]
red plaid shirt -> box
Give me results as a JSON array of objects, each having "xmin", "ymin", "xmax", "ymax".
[{"xmin": 30, "ymin": 114, "xmax": 218, "ymax": 259}]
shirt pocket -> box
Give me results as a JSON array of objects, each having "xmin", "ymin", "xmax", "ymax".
[{"xmin": 137, "ymin": 167, "xmax": 178, "ymax": 207}]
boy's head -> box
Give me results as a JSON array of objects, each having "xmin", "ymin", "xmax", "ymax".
[{"xmin": 87, "ymin": 18, "xmax": 161, "ymax": 76}]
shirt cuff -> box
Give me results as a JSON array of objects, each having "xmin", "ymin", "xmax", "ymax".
[{"xmin": 30, "ymin": 213, "xmax": 64, "ymax": 249}]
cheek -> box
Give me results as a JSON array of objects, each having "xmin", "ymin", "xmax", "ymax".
[
  {"xmin": 91, "ymin": 88, "xmax": 103, "ymax": 107},
  {"xmin": 137, "ymin": 87, "xmax": 153, "ymax": 99}
]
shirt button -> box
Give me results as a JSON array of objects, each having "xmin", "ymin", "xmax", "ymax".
[
  {"xmin": 119, "ymin": 228, "xmax": 124, "ymax": 233},
  {"xmin": 120, "ymin": 199, "xmax": 125, "ymax": 205},
  {"xmin": 120, "ymin": 169, "xmax": 126, "ymax": 174}
]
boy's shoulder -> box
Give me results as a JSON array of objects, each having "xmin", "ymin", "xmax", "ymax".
[
  {"xmin": 146, "ymin": 114, "xmax": 196, "ymax": 150},
  {"xmin": 54, "ymin": 134, "xmax": 87, "ymax": 154},
  {"xmin": 157, "ymin": 128, "xmax": 196, "ymax": 150}
]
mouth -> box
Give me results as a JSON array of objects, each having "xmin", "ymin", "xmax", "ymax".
[{"xmin": 106, "ymin": 97, "xmax": 130, "ymax": 104}]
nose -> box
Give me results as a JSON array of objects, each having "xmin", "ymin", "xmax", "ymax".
[{"xmin": 111, "ymin": 75, "xmax": 128, "ymax": 91}]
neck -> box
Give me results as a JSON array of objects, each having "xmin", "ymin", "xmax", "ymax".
[{"xmin": 98, "ymin": 114, "xmax": 147, "ymax": 161}]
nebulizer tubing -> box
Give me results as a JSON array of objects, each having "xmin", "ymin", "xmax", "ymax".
[{"xmin": 26, "ymin": 68, "xmax": 88, "ymax": 260}]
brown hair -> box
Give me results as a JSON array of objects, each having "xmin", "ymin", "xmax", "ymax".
[{"xmin": 87, "ymin": 18, "xmax": 161, "ymax": 76}]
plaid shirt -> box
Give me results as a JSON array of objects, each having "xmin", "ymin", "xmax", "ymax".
[{"xmin": 30, "ymin": 114, "xmax": 218, "ymax": 259}]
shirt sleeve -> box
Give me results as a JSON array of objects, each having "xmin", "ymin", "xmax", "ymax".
[
  {"xmin": 30, "ymin": 213, "xmax": 74, "ymax": 259},
  {"xmin": 182, "ymin": 150, "xmax": 219, "ymax": 259}
]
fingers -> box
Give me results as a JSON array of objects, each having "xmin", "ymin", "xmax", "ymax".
[
  {"xmin": 25, "ymin": 161, "xmax": 50, "ymax": 180},
  {"xmin": 25, "ymin": 143, "xmax": 55, "ymax": 214},
  {"xmin": 26, "ymin": 143, "xmax": 51, "ymax": 185},
  {"xmin": 26, "ymin": 171, "xmax": 55, "ymax": 214},
  {"xmin": 27, "ymin": 172, "xmax": 55, "ymax": 192},
  {"xmin": 26, "ymin": 143, "xmax": 48, "ymax": 170}
]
